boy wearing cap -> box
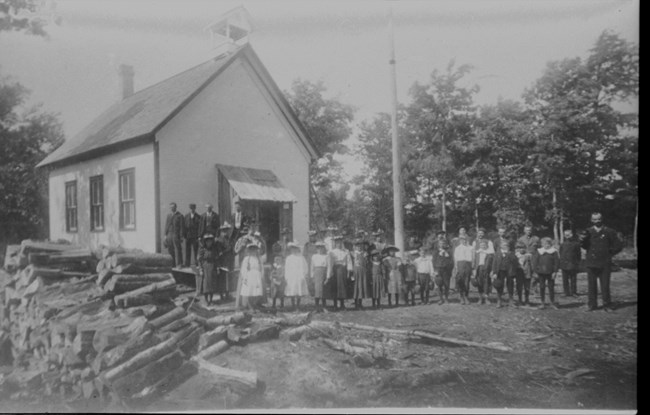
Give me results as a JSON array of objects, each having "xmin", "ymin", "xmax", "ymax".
[
  {"xmin": 453, "ymin": 236, "xmax": 474, "ymax": 305},
  {"xmin": 414, "ymin": 246, "xmax": 434, "ymax": 304},
  {"xmin": 515, "ymin": 241, "xmax": 533, "ymax": 306},
  {"xmin": 433, "ymin": 239, "xmax": 454, "ymax": 304},
  {"xmin": 474, "ymin": 240, "xmax": 495, "ymax": 305},
  {"xmin": 559, "ymin": 229, "xmax": 581, "ymax": 297},
  {"xmin": 402, "ymin": 250, "xmax": 419, "ymax": 306}
]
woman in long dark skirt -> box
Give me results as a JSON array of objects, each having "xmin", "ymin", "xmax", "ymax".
[
  {"xmin": 328, "ymin": 236, "xmax": 353, "ymax": 310},
  {"xmin": 197, "ymin": 233, "xmax": 218, "ymax": 305}
]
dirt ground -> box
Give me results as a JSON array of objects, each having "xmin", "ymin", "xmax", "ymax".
[{"xmin": 147, "ymin": 268, "xmax": 637, "ymax": 412}]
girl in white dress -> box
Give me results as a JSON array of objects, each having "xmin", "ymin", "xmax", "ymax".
[
  {"xmin": 284, "ymin": 242, "xmax": 309, "ymax": 310},
  {"xmin": 239, "ymin": 243, "xmax": 263, "ymax": 310}
]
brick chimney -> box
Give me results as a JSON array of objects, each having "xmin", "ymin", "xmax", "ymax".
[{"xmin": 119, "ymin": 64, "xmax": 134, "ymax": 100}]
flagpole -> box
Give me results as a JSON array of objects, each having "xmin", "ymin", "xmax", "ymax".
[{"xmin": 388, "ymin": 6, "xmax": 405, "ymax": 254}]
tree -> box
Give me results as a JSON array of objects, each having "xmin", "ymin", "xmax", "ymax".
[
  {"xmin": 404, "ymin": 60, "xmax": 479, "ymax": 233},
  {"xmin": 0, "ymin": 0, "xmax": 53, "ymax": 36},
  {"xmin": 0, "ymin": 73, "xmax": 64, "ymax": 246},
  {"xmin": 284, "ymin": 79, "xmax": 355, "ymax": 229},
  {"xmin": 523, "ymin": 30, "xmax": 638, "ymax": 240}
]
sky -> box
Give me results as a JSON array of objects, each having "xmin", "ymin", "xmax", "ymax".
[{"xmin": 0, "ymin": 0, "xmax": 639, "ymax": 177}]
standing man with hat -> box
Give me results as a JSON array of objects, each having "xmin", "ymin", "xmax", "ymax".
[
  {"xmin": 164, "ymin": 202, "xmax": 184, "ymax": 268},
  {"xmin": 580, "ymin": 212, "xmax": 623, "ymax": 312},
  {"xmin": 184, "ymin": 203, "xmax": 201, "ymax": 267}
]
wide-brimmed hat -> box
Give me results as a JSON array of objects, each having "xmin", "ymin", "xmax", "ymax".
[
  {"xmin": 308, "ymin": 229, "xmax": 318, "ymax": 236},
  {"xmin": 383, "ymin": 245, "xmax": 399, "ymax": 254},
  {"xmin": 333, "ymin": 235, "xmax": 344, "ymax": 241},
  {"xmin": 372, "ymin": 229, "xmax": 384, "ymax": 236},
  {"xmin": 246, "ymin": 243, "xmax": 260, "ymax": 249},
  {"xmin": 314, "ymin": 241, "xmax": 326, "ymax": 248},
  {"xmin": 370, "ymin": 249, "xmax": 381, "ymax": 257},
  {"xmin": 409, "ymin": 250, "xmax": 419, "ymax": 256},
  {"xmin": 326, "ymin": 225, "xmax": 338, "ymax": 231},
  {"xmin": 219, "ymin": 221, "xmax": 232, "ymax": 230},
  {"xmin": 287, "ymin": 241, "xmax": 301, "ymax": 250},
  {"xmin": 203, "ymin": 233, "xmax": 215, "ymax": 239},
  {"xmin": 436, "ymin": 230, "xmax": 447, "ymax": 236}
]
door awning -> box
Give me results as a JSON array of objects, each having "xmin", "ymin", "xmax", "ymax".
[{"xmin": 216, "ymin": 163, "xmax": 296, "ymax": 203}]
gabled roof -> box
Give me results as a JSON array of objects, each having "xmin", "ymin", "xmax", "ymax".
[{"xmin": 38, "ymin": 44, "xmax": 319, "ymax": 168}]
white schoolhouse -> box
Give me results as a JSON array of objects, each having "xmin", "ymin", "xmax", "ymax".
[{"xmin": 37, "ymin": 44, "xmax": 319, "ymax": 253}]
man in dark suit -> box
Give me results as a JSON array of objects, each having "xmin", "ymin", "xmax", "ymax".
[
  {"xmin": 231, "ymin": 200, "xmax": 250, "ymax": 239},
  {"xmin": 580, "ymin": 212, "xmax": 623, "ymax": 312},
  {"xmin": 184, "ymin": 203, "xmax": 201, "ymax": 267},
  {"xmin": 199, "ymin": 203, "xmax": 220, "ymax": 244},
  {"xmin": 164, "ymin": 202, "xmax": 184, "ymax": 268}
]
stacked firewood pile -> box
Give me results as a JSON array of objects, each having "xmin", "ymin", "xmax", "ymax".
[{"xmin": 0, "ymin": 240, "xmax": 317, "ymax": 409}]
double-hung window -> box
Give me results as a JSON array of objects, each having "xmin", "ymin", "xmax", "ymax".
[
  {"xmin": 90, "ymin": 175, "xmax": 104, "ymax": 231},
  {"xmin": 119, "ymin": 169, "xmax": 136, "ymax": 229},
  {"xmin": 65, "ymin": 181, "xmax": 77, "ymax": 232}
]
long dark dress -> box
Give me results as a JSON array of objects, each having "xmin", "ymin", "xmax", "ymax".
[
  {"xmin": 352, "ymin": 250, "xmax": 370, "ymax": 299},
  {"xmin": 370, "ymin": 260, "xmax": 384, "ymax": 299},
  {"xmin": 197, "ymin": 243, "xmax": 218, "ymax": 295},
  {"xmin": 328, "ymin": 248, "xmax": 352, "ymax": 300}
]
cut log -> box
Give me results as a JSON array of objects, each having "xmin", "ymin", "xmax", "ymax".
[
  {"xmin": 112, "ymin": 264, "xmax": 172, "ymax": 275},
  {"xmin": 110, "ymin": 253, "xmax": 173, "ymax": 269},
  {"xmin": 252, "ymin": 312, "xmax": 312, "ymax": 327},
  {"xmin": 110, "ymin": 349, "xmax": 185, "ymax": 399},
  {"xmin": 148, "ymin": 307, "xmax": 187, "ymax": 330},
  {"xmin": 158, "ymin": 315, "xmax": 194, "ymax": 333},
  {"xmin": 204, "ymin": 312, "xmax": 251, "ymax": 330},
  {"xmin": 312, "ymin": 321, "xmax": 513, "ymax": 352},
  {"xmin": 113, "ymin": 279, "xmax": 176, "ymax": 304},
  {"xmin": 102, "ymin": 246, "xmax": 129, "ymax": 261},
  {"xmin": 46, "ymin": 249, "xmax": 95, "ymax": 264},
  {"xmin": 115, "ymin": 294, "xmax": 158, "ymax": 309},
  {"xmin": 93, "ymin": 329, "xmax": 161, "ymax": 373},
  {"xmin": 194, "ymin": 340, "xmax": 229, "ymax": 360},
  {"xmin": 3, "ymin": 245, "xmax": 22, "ymax": 271},
  {"xmin": 20, "ymin": 240, "xmax": 82, "ymax": 255},
  {"xmin": 101, "ymin": 325, "xmax": 194, "ymax": 384},
  {"xmin": 97, "ymin": 269, "xmax": 115, "ymax": 287},
  {"xmin": 93, "ymin": 329, "xmax": 130, "ymax": 355},
  {"xmin": 248, "ymin": 324, "xmax": 280, "ymax": 343},
  {"xmin": 191, "ymin": 357, "xmax": 258, "ymax": 395},
  {"xmin": 27, "ymin": 253, "xmax": 50, "ymax": 266},
  {"xmin": 72, "ymin": 329, "xmax": 96, "ymax": 359},
  {"xmin": 143, "ymin": 303, "xmax": 175, "ymax": 320},
  {"xmin": 104, "ymin": 274, "xmax": 174, "ymax": 295},
  {"xmin": 280, "ymin": 325, "xmax": 323, "ymax": 342},
  {"xmin": 177, "ymin": 323, "xmax": 203, "ymax": 357},
  {"xmin": 198, "ymin": 325, "xmax": 229, "ymax": 351},
  {"xmin": 95, "ymin": 259, "xmax": 106, "ymax": 274},
  {"xmin": 128, "ymin": 360, "xmax": 198, "ymax": 404}
]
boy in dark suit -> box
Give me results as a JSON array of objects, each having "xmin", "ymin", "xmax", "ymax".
[{"xmin": 559, "ymin": 229, "xmax": 581, "ymax": 297}]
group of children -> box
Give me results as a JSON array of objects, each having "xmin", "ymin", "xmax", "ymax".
[{"xmin": 236, "ymin": 227, "xmax": 583, "ymax": 312}]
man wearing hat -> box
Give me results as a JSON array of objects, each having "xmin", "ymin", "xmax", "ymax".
[
  {"xmin": 432, "ymin": 230, "xmax": 449, "ymax": 252},
  {"xmin": 164, "ymin": 202, "xmax": 185, "ymax": 268},
  {"xmin": 183, "ymin": 203, "xmax": 201, "ymax": 267},
  {"xmin": 199, "ymin": 203, "xmax": 220, "ymax": 243}
]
